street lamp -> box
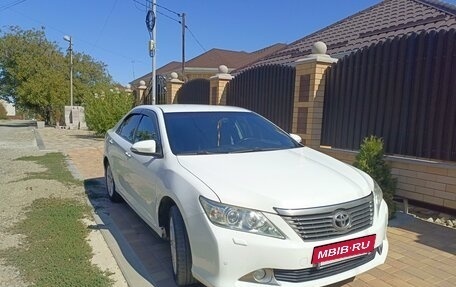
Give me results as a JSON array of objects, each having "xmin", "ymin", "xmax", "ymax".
[{"xmin": 63, "ymin": 35, "xmax": 73, "ymax": 108}]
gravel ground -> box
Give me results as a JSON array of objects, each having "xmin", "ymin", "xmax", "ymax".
[
  {"xmin": 407, "ymin": 204, "xmax": 456, "ymax": 229},
  {"xmin": 0, "ymin": 122, "xmax": 126, "ymax": 287}
]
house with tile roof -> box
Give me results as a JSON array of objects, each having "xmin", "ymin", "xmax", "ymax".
[
  {"xmin": 237, "ymin": 0, "xmax": 456, "ymax": 72},
  {"xmin": 130, "ymin": 43, "xmax": 286, "ymax": 87}
]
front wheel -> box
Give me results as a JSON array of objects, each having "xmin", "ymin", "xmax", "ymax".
[
  {"xmin": 169, "ymin": 206, "xmax": 197, "ymax": 286},
  {"xmin": 105, "ymin": 163, "xmax": 122, "ymax": 202}
]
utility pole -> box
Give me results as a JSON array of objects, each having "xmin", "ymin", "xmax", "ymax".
[
  {"xmin": 146, "ymin": 0, "xmax": 157, "ymax": 104},
  {"xmin": 181, "ymin": 12, "xmax": 186, "ymax": 81},
  {"xmin": 152, "ymin": 0, "xmax": 157, "ymax": 104},
  {"xmin": 63, "ymin": 35, "xmax": 73, "ymax": 108}
]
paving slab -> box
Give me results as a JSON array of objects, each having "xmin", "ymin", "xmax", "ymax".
[{"xmin": 36, "ymin": 127, "xmax": 456, "ymax": 287}]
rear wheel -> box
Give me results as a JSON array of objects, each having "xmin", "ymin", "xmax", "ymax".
[
  {"xmin": 169, "ymin": 206, "xmax": 197, "ymax": 286},
  {"xmin": 105, "ymin": 163, "xmax": 122, "ymax": 202}
]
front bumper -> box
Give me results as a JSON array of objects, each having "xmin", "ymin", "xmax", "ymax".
[{"xmin": 186, "ymin": 200, "xmax": 389, "ymax": 287}]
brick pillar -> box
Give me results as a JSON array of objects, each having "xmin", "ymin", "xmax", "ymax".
[
  {"xmin": 166, "ymin": 72, "xmax": 184, "ymax": 104},
  {"xmin": 210, "ymin": 65, "xmax": 233, "ymax": 105},
  {"xmin": 136, "ymin": 80, "xmax": 147, "ymax": 105},
  {"xmin": 292, "ymin": 42, "xmax": 338, "ymax": 148}
]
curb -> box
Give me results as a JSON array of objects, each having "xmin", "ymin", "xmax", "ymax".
[
  {"xmin": 65, "ymin": 159, "xmax": 155, "ymax": 287},
  {"xmin": 32, "ymin": 128, "xmax": 46, "ymax": 150},
  {"xmin": 87, "ymin": 194, "xmax": 155, "ymax": 287}
]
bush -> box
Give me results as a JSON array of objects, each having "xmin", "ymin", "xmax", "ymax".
[
  {"xmin": 353, "ymin": 136, "xmax": 397, "ymax": 218},
  {"xmin": 84, "ymin": 90, "xmax": 133, "ymax": 135},
  {"xmin": 0, "ymin": 103, "xmax": 8, "ymax": 119}
]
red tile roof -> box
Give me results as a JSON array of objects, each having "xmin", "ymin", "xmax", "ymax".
[
  {"xmin": 239, "ymin": 0, "xmax": 456, "ymax": 71},
  {"xmin": 130, "ymin": 43, "xmax": 286, "ymax": 85}
]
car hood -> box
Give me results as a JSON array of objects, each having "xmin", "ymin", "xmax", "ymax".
[{"xmin": 176, "ymin": 147, "xmax": 373, "ymax": 213}]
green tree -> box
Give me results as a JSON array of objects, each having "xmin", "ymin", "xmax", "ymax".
[
  {"xmin": 83, "ymin": 88, "xmax": 133, "ymax": 135},
  {"xmin": 354, "ymin": 136, "xmax": 397, "ymax": 218},
  {"xmin": 72, "ymin": 52, "xmax": 112, "ymax": 105},
  {"xmin": 0, "ymin": 26, "xmax": 114, "ymax": 125}
]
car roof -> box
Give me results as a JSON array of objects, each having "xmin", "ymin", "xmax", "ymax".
[{"xmin": 140, "ymin": 104, "xmax": 251, "ymax": 114}]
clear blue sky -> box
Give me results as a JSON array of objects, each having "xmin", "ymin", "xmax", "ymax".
[{"xmin": 1, "ymin": 0, "xmax": 454, "ymax": 86}]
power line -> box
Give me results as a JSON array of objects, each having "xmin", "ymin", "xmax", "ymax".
[
  {"xmin": 95, "ymin": 0, "xmax": 118, "ymax": 46},
  {"xmin": 132, "ymin": 0, "xmax": 146, "ymax": 9},
  {"xmin": 131, "ymin": 0, "xmax": 208, "ymax": 63},
  {"xmin": 155, "ymin": 2, "xmax": 180, "ymax": 17},
  {"xmin": 186, "ymin": 26, "xmax": 207, "ymax": 52},
  {"xmin": 133, "ymin": 0, "xmax": 180, "ymax": 19},
  {"xmin": 6, "ymin": 8, "xmax": 146, "ymax": 65},
  {"xmin": 156, "ymin": 10, "xmax": 180, "ymax": 24},
  {"xmin": 132, "ymin": 0, "xmax": 146, "ymax": 12},
  {"xmin": 0, "ymin": 0, "xmax": 27, "ymax": 12}
]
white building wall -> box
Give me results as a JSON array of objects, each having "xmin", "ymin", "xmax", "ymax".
[{"xmin": 0, "ymin": 100, "xmax": 16, "ymax": 116}]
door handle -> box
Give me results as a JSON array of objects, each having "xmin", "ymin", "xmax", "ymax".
[
  {"xmin": 108, "ymin": 138, "xmax": 114, "ymax": 144},
  {"xmin": 125, "ymin": 151, "xmax": 132, "ymax": 158}
]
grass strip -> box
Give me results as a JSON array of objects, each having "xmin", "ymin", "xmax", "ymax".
[
  {"xmin": 0, "ymin": 198, "xmax": 112, "ymax": 287},
  {"xmin": 16, "ymin": 152, "xmax": 81, "ymax": 185}
]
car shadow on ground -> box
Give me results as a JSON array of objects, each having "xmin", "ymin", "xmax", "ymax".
[
  {"xmin": 84, "ymin": 177, "xmax": 203, "ymax": 287},
  {"xmin": 389, "ymin": 212, "xmax": 456, "ymax": 255}
]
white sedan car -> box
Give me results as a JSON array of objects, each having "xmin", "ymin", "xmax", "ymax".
[{"xmin": 103, "ymin": 105, "xmax": 388, "ymax": 287}]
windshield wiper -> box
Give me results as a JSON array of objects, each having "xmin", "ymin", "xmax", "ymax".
[
  {"xmin": 230, "ymin": 147, "xmax": 278, "ymax": 154},
  {"xmin": 178, "ymin": 150, "xmax": 230, "ymax": 155}
]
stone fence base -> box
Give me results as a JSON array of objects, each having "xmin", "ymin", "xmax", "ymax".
[{"xmin": 319, "ymin": 147, "xmax": 456, "ymax": 211}]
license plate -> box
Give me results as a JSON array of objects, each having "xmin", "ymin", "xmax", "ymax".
[{"xmin": 311, "ymin": 235, "xmax": 376, "ymax": 264}]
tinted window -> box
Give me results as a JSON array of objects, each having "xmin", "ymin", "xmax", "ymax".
[
  {"xmin": 164, "ymin": 112, "xmax": 300, "ymax": 155},
  {"xmin": 117, "ymin": 114, "xmax": 142, "ymax": 143},
  {"xmin": 134, "ymin": 114, "xmax": 159, "ymax": 143}
]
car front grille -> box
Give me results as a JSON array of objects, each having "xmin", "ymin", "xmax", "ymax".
[
  {"xmin": 274, "ymin": 251, "xmax": 376, "ymax": 283},
  {"xmin": 275, "ymin": 193, "xmax": 374, "ymax": 241}
]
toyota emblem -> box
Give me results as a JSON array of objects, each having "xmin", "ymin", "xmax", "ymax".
[{"xmin": 333, "ymin": 210, "xmax": 351, "ymax": 231}]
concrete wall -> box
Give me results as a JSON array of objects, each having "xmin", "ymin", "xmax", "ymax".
[{"xmin": 0, "ymin": 100, "xmax": 16, "ymax": 116}]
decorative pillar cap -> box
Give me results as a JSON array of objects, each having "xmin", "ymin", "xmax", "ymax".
[
  {"xmin": 125, "ymin": 84, "xmax": 132, "ymax": 93},
  {"xmin": 295, "ymin": 41, "xmax": 338, "ymax": 64},
  {"xmin": 219, "ymin": 65, "xmax": 228, "ymax": 74},
  {"xmin": 311, "ymin": 41, "xmax": 327, "ymax": 54},
  {"xmin": 138, "ymin": 80, "xmax": 147, "ymax": 90},
  {"xmin": 169, "ymin": 72, "xmax": 184, "ymax": 83},
  {"xmin": 211, "ymin": 64, "xmax": 233, "ymax": 80}
]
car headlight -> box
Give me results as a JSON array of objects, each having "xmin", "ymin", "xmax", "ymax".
[
  {"xmin": 199, "ymin": 197, "xmax": 285, "ymax": 239},
  {"xmin": 373, "ymin": 180, "xmax": 383, "ymax": 213}
]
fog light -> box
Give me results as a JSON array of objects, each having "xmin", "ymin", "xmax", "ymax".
[
  {"xmin": 253, "ymin": 268, "xmax": 274, "ymax": 283},
  {"xmin": 239, "ymin": 268, "xmax": 278, "ymax": 285},
  {"xmin": 253, "ymin": 269, "xmax": 267, "ymax": 281}
]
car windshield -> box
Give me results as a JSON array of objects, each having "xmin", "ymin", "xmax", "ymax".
[{"xmin": 164, "ymin": 111, "xmax": 300, "ymax": 155}]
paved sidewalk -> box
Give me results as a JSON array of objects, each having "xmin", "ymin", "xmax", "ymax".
[
  {"xmin": 36, "ymin": 127, "xmax": 105, "ymax": 179},
  {"xmin": 36, "ymin": 127, "xmax": 456, "ymax": 287}
]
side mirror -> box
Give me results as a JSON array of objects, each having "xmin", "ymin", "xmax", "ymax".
[
  {"xmin": 289, "ymin": 133, "xmax": 302, "ymax": 144},
  {"xmin": 131, "ymin": 140, "xmax": 158, "ymax": 155}
]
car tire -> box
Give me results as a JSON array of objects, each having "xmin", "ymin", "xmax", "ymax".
[
  {"xmin": 169, "ymin": 206, "xmax": 197, "ymax": 286},
  {"xmin": 105, "ymin": 163, "xmax": 122, "ymax": 202}
]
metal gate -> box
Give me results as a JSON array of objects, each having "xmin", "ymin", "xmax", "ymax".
[
  {"xmin": 143, "ymin": 75, "xmax": 167, "ymax": 104},
  {"xmin": 175, "ymin": 79, "xmax": 210, "ymax": 104},
  {"xmin": 226, "ymin": 64, "xmax": 296, "ymax": 132}
]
